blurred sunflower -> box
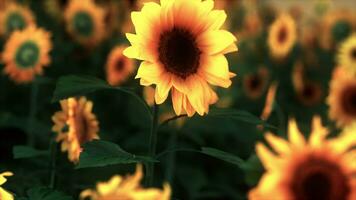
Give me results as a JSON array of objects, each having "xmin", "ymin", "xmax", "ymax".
[
  {"xmin": 2, "ymin": 25, "xmax": 52, "ymax": 83},
  {"xmin": 64, "ymin": 0, "xmax": 105, "ymax": 46},
  {"xmin": 243, "ymin": 67, "xmax": 269, "ymax": 100},
  {"xmin": 0, "ymin": 171, "xmax": 13, "ymax": 200},
  {"xmin": 124, "ymin": 0, "xmax": 238, "ymax": 117},
  {"xmin": 319, "ymin": 10, "xmax": 354, "ymax": 50},
  {"xmin": 0, "ymin": 3, "xmax": 35, "ymax": 37},
  {"xmin": 296, "ymin": 81, "xmax": 323, "ymax": 107},
  {"xmin": 52, "ymin": 97, "xmax": 99, "ymax": 163},
  {"xmin": 327, "ymin": 67, "xmax": 356, "ymax": 127},
  {"xmin": 268, "ymin": 13, "xmax": 296, "ymax": 59},
  {"xmin": 106, "ymin": 46, "xmax": 135, "ymax": 86},
  {"xmin": 249, "ymin": 116, "xmax": 356, "ymax": 200},
  {"xmin": 44, "ymin": 0, "xmax": 69, "ymax": 20},
  {"xmin": 80, "ymin": 164, "xmax": 171, "ymax": 200},
  {"xmin": 337, "ymin": 34, "xmax": 356, "ymax": 76}
]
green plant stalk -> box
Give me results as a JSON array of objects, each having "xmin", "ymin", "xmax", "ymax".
[
  {"xmin": 165, "ymin": 130, "xmax": 178, "ymax": 184},
  {"xmin": 146, "ymin": 103, "xmax": 159, "ymax": 186},
  {"xmin": 27, "ymin": 79, "xmax": 39, "ymax": 147},
  {"xmin": 49, "ymin": 139, "xmax": 58, "ymax": 189}
]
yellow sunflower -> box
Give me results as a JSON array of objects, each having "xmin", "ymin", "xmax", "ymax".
[
  {"xmin": 80, "ymin": 164, "xmax": 171, "ymax": 200},
  {"xmin": 243, "ymin": 67, "xmax": 269, "ymax": 100},
  {"xmin": 64, "ymin": 0, "xmax": 106, "ymax": 46},
  {"xmin": 106, "ymin": 46, "xmax": 135, "ymax": 86},
  {"xmin": 0, "ymin": 172, "xmax": 13, "ymax": 200},
  {"xmin": 249, "ymin": 116, "xmax": 356, "ymax": 200},
  {"xmin": 0, "ymin": 2, "xmax": 35, "ymax": 37},
  {"xmin": 268, "ymin": 13, "xmax": 297, "ymax": 59},
  {"xmin": 124, "ymin": 0, "xmax": 238, "ymax": 117},
  {"xmin": 2, "ymin": 25, "xmax": 52, "ymax": 84},
  {"xmin": 337, "ymin": 34, "xmax": 356, "ymax": 76},
  {"xmin": 327, "ymin": 66, "xmax": 356, "ymax": 127},
  {"xmin": 52, "ymin": 97, "xmax": 99, "ymax": 163}
]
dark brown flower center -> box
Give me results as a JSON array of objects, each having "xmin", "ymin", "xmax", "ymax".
[
  {"xmin": 158, "ymin": 27, "xmax": 201, "ymax": 79},
  {"xmin": 278, "ymin": 26, "xmax": 288, "ymax": 44},
  {"xmin": 350, "ymin": 48, "xmax": 356, "ymax": 60},
  {"xmin": 74, "ymin": 109, "xmax": 90, "ymax": 144},
  {"xmin": 59, "ymin": 0, "xmax": 68, "ymax": 9},
  {"xmin": 298, "ymin": 82, "xmax": 322, "ymax": 106},
  {"xmin": 290, "ymin": 157, "xmax": 350, "ymax": 200},
  {"xmin": 248, "ymin": 75, "xmax": 262, "ymax": 91},
  {"xmin": 341, "ymin": 84, "xmax": 356, "ymax": 116},
  {"xmin": 115, "ymin": 59, "xmax": 125, "ymax": 72}
]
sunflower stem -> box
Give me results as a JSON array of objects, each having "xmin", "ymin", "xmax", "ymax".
[
  {"xmin": 49, "ymin": 138, "xmax": 58, "ymax": 189},
  {"xmin": 27, "ymin": 78, "xmax": 39, "ymax": 147},
  {"xmin": 147, "ymin": 103, "xmax": 159, "ymax": 186},
  {"xmin": 165, "ymin": 130, "xmax": 178, "ymax": 184}
]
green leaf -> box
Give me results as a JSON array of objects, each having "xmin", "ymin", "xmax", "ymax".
[
  {"xmin": 201, "ymin": 147, "xmax": 245, "ymax": 168},
  {"xmin": 242, "ymin": 154, "xmax": 264, "ymax": 187},
  {"xmin": 13, "ymin": 146, "xmax": 49, "ymax": 159},
  {"xmin": 77, "ymin": 140, "xmax": 157, "ymax": 169},
  {"xmin": 52, "ymin": 75, "xmax": 151, "ymax": 117},
  {"xmin": 208, "ymin": 108, "xmax": 277, "ymax": 129},
  {"xmin": 26, "ymin": 187, "xmax": 73, "ymax": 200}
]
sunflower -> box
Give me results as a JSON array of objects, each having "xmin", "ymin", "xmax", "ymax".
[
  {"xmin": 296, "ymin": 81, "xmax": 323, "ymax": 107},
  {"xmin": 64, "ymin": 0, "xmax": 105, "ymax": 46},
  {"xmin": 0, "ymin": 172, "xmax": 13, "ymax": 200},
  {"xmin": 2, "ymin": 25, "xmax": 51, "ymax": 83},
  {"xmin": 124, "ymin": 0, "xmax": 238, "ymax": 117},
  {"xmin": 327, "ymin": 66, "xmax": 356, "ymax": 127},
  {"xmin": 249, "ymin": 116, "xmax": 356, "ymax": 200},
  {"xmin": 106, "ymin": 46, "xmax": 135, "ymax": 86},
  {"xmin": 319, "ymin": 10, "xmax": 354, "ymax": 50},
  {"xmin": 243, "ymin": 67, "xmax": 269, "ymax": 100},
  {"xmin": 44, "ymin": 0, "xmax": 69, "ymax": 20},
  {"xmin": 52, "ymin": 97, "xmax": 99, "ymax": 163},
  {"xmin": 337, "ymin": 34, "xmax": 356, "ymax": 76},
  {"xmin": 80, "ymin": 164, "xmax": 171, "ymax": 200},
  {"xmin": 0, "ymin": 3, "xmax": 35, "ymax": 37},
  {"xmin": 268, "ymin": 13, "xmax": 297, "ymax": 59}
]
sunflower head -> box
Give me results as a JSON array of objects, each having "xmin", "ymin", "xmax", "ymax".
[
  {"xmin": 64, "ymin": 0, "xmax": 106, "ymax": 46},
  {"xmin": 52, "ymin": 97, "xmax": 99, "ymax": 163},
  {"xmin": 268, "ymin": 13, "xmax": 297, "ymax": 59},
  {"xmin": 337, "ymin": 34, "xmax": 356, "ymax": 76},
  {"xmin": 296, "ymin": 81, "xmax": 323, "ymax": 106},
  {"xmin": 80, "ymin": 164, "xmax": 171, "ymax": 200},
  {"xmin": 124, "ymin": 0, "xmax": 237, "ymax": 117},
  {"xmin": 106, "ymin": 46, "xmax": 135, "ymax": 86},
  {"xmin": 2, "ymin": 25, "xmax": 52, "ymax": 83},
  {"xmin": 249, "ymin": 116, "xmax": 356, "ymax": 200},
  {"xmin": 243, "ymin": 67, "xmax": 269, "ymax": 100},
  {"xmin": 0, "ymin": 3, "xmax": 35, "ymax": 37},
  {"xmin": 0, "ymin": 171, "xmax": 14, "ymax": 200}
]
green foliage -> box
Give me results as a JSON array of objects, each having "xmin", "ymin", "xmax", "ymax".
[
  {"xmin": 18, "ymin": 187, "xmax": 73, "ymax": 200},
  {"xmin": 13, "ymin": 146, "xmax": 49, "ymax": 159},
  {"xmin": 201, "ymin": 147, "xmax": 245, "ymax": 168}
]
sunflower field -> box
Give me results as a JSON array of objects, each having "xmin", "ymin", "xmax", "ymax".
[{"xmin": 0, "ymin": 0, "xmax": 356, "ymax": 199}]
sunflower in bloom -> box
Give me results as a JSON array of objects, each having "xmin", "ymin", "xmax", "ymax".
[
  {"xmin": 52, "ymin": 97, "xmax": 99, "ymax": 163},
  {"xmin": 327, "ymin": 66, "xmax": 356, "ymax": 127},
  {"xmin": 249, "ymin": 116, "xmax": 356, "ymax": 200},
  {"xmin": 80, "ymin": 164, "xmax": 171, "ymax": 200},
  {"xmin": 0, "ymin": 3, "xmax": 35, "ymax": 37},
  {"xmin": 337, "ymin": 34, "xmax": 356, "ymax": 76},
  {"xmin": 0, "ymin": 172, "xmax": 13, "ymax": 200},
  {"xmin": 268, "ymin": 13, "xmax": 296, "ymax": 59},
  {"xmin": 64, "ymin": 0, "xmax": 105, "ymax": 46},
  {"xmin": 2, "ymin": 25, "xmax": 51, "ymax": 83},
  {"xmin": 243, "ymin": 67, "xmax": 269, "ymax": 100},
  {"xmin": 124, "ymin": 0, "xmax": 237, "ymax": 117},
  {"xmin": 106, "ymin": 46, "xmax": 135, "ymax": 86}
]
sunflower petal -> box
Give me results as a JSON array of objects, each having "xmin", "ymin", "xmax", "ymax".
[{"xmin": 197, "ymin": 30, "xmax": 237, "ymax": 55}]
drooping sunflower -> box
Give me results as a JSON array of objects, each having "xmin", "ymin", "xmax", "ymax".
[
  {"xmin": 337, "ymin": 34, "xmax": 356, "ymax": 76},
  {"xmin": 80, "ymin": 164, "xmax": 171, "ymax": 200},
  {"xmin": 0, "ymin": 3, "xmax": 35, "ymax": 37},
  {"xmin": 124, "ymin": 0, "xmax": 238, "ymax": 117},
  {"xmin": 64, "ymin": 0, "xmax": 105, "ymax": 46},
  {"xmin": 2, "ymin": 25, "xmax": 52, "ymax": 83},
  {"xmin": 249, "ymin": 116, "xmax": 356, "ymax": 200},
  {"xmin": 243, "ymin": 67, "xmax": 269, "ymax": 100},
  {"xmin": 106, "ymin": 46, "xmax": 135, "ymax": 86},
  {"xmin": 0, "ymin": 172, "xmax": 13, "ymax": 200},
  {"xmin": 268, "ymin": 13, "xmax": 297, "ymax": 59},
  {"xmin": 327, "ymin": 66, "xmax": 356, "ymax": 127},
  {"xmin": 52, "ymin": 97, "xmax": 99, "ymax": 163}
]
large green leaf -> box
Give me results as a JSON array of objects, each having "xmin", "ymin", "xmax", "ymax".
[
  {"xmin": 13, "ymin": 146, "xmax": 49, "ymax": 159},
  {"xmin": 52, "ymin": 75, "xmax": 151, "ymax": 117},
  {"xmin": 243, "ymin": 154, "xmax": 264, "ymax": 187},
  {"xmin": 201, "ymin": 147, "xmax": 245, "ymax": 168},
  {"xmin": 22, "ymin": 187, "xmax": 73, "ymax": 200},
  {"xmin": 208, "ymin": 108, "xmax": 276, "ymax": 129},
  {"xmin": 77, "ymin": 140, "xmax": 157, "ymax": 169}
]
